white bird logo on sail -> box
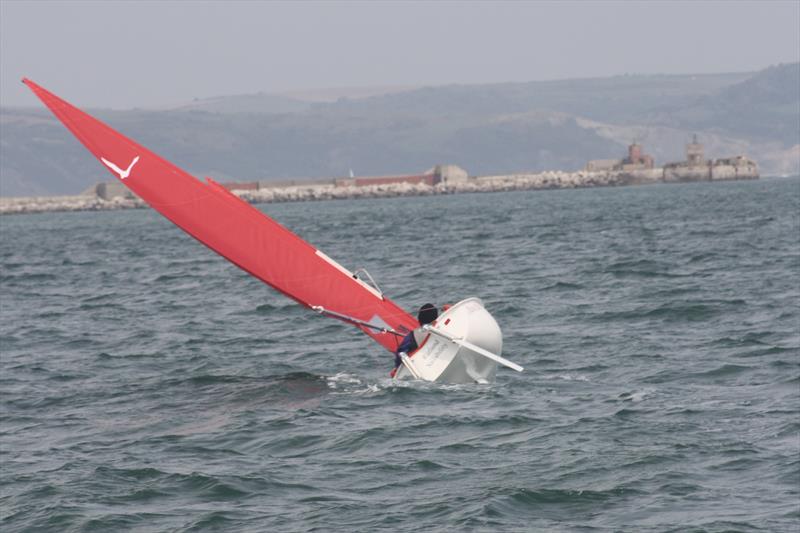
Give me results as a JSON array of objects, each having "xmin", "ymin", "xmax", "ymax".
[{"xmin": 100, "ymin": 155, "xmax": 140, "ymax": 180}]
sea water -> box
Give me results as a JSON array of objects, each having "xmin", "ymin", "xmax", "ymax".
[{"xmin": 2, "ymin": 178, "xmax": 798, "ymax": 532}]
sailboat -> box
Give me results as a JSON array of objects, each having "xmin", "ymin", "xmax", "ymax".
[{"xmin": 22, "ymin": 79, "xmax": 523, "ymax": 384}]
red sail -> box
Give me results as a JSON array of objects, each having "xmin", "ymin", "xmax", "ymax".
[{"xmin": 23, "ymin": 79, "xmax": 417, "ymax": 352}]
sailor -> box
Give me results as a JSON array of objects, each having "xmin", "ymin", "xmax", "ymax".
[{"xmin": 393, "ymin": 303, "xmax": 439, "ymax": 373}]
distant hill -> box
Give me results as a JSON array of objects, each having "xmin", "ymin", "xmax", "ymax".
[
  {"xmin": 2, "ymin": 64, "xmax": 798, "ymax": 197},
  {"xmin": 319, "ymin": 72, "xmax": 752, "ymax": 124},
  {"xmin": 173, "ymin": 93, "xmax": 312, "ymax": 114},
  {"xmin": 655, "ymin": 63, "xmax": 800, "ymax": 146},
  {"xmin": 170, "ymin": 84, "xmax": 419, "ymax": 114}
]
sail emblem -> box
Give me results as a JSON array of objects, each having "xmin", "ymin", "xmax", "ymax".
[{"xmin": 101, "ymin": 155, "xmax": 139, "ymax": 180}]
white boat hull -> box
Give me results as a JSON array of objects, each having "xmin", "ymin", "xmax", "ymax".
[{"xmin": 394, "ymin": 298, "xmax": 502, "ymax": 384}]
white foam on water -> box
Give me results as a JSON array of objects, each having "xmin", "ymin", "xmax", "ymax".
[{"xmin": 551, "ymin": 373, "xmax": 590, "ymax": 382}]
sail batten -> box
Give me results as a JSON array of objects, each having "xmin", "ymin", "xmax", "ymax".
[{"xmin": 23, "ymin": 78, "xmax": 417, "ymax": 352}]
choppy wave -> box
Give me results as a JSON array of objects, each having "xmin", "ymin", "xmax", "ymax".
[{"xmin": 2, "ymin": 178, "xmax": 799, "ymax": 531}]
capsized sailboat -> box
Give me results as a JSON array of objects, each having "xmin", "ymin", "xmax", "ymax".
[{"xmin": 23, "ymin": 79, "xmax": 523, "ymax": 384}]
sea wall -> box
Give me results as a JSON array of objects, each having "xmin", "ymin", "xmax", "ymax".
[
  {"xmin": 0, "ymin": 194, "xmax": 147, "ymax": 215},
  {"xmin": 664, "ymin": 163, "xmax": 759, "ymax": 182},
  {"xmin": 711, "ymin": 164, "xmax": 760, "ymax": 181},
  {"xmin": 0, "ymin": 167, "xmax": 755, "ymax": 216}
]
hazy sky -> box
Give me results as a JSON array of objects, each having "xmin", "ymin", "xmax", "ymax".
[{"xmin": 2, "ymin": 0, "xmax": 798, "ymax": 109}]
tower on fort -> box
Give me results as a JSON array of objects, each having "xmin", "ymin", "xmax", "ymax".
[{"xmin": 687, "ymin": 134, "xmax": 705, "ymax": 167}]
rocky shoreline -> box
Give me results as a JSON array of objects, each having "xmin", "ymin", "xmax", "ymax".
[{"xmin": 0, "ymin": 169, "xmax": 752, "ymax": 216}]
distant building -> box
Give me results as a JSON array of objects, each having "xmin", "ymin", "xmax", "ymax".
[
  {"xmin": 94, "ymin": 181, "xmax": 136, "ymax": 200},
  {"xmin": 432, "ymin": 164, "xmax": 469, "ymax": 184},
  {"xmin": 585, "ymin": 142, "xmax": 654, "ymax": 172},
  {"xmin": 664, "ymin": 135, "xmax": 758, "ymax": 182},
  {"xmin": 710, "ymin": 156, "xmax": 759, "ymax": 180},
  {"xmin": 686, "ymin": 134, "xmax": 705, "ymax": 167},
  {"xmin": 619, "ymin": 142, "xmax": 655, "ymax": 171},
  {"xmin": 584, "ymin": 159, "xmax": 620, "ymax": 172},
  {"xmin": 333, "ymin": 164, "xmax": 469, "ymax": 188}
]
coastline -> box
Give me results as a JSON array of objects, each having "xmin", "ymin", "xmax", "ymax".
[{"xmin": 0, "ymin": 169, "xmax": 760, "ymax": 216}]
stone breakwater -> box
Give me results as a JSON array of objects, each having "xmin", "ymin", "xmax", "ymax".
[
  {"xmin": 0, "ymin": 194, "xmax": 147, "ymax": 215},
  {"xmin": 0, "ymin": 169, "xmax": 693, "ymax": 215}
]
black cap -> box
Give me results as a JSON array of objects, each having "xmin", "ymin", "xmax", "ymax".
[{"xmin": 417, "ymin": 303, "xmax": 438, "ymax": 325}]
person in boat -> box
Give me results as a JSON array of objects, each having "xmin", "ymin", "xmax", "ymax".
[{"xmin": 393, "ymin": 303, "xmax": 439, "ymax": 372}]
